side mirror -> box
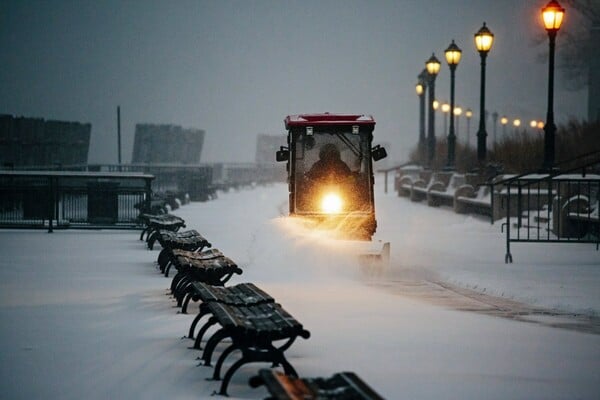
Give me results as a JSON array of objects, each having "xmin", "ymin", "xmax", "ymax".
[
  {"xmin": 371, "ymin": 145, "xmax": 387, "ymax": 161},
  {"xmin": 276, "ymin": 146, "xmax": 289, "ymax": 162}
]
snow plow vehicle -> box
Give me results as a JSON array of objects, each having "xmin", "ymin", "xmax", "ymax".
[{"xmin": 276, "ymin": 113, "xmax": 387, "ymax": 240}]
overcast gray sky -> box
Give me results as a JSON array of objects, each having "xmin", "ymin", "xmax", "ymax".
[{"xmin": 0, "ymin": 0, "xmax": 588, "ymax": 164}]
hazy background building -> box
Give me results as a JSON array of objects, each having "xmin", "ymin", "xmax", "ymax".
[
  {"xmin": 0, "ymin": 114, "xmax": 91, "ymax": 167},
  {"xmin": 131, "ymin": 124, "xmax": 205, "ymax": 164}
]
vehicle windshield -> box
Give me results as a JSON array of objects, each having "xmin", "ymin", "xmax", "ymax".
[{"xmin": 293, "ymin": 130, "xmax": 372, "ymax": 213}]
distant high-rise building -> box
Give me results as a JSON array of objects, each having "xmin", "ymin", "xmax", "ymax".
[
  {"xmin": 0, "ymin": 114, "xmax": 91, "ymax": 167},
  {"xmin": 132, "ymin": 124, "xmax": 205, "ymax": 164},
  {"xmin": 255, "ymin": 134, "xmax": 286, "ymax": 164}
]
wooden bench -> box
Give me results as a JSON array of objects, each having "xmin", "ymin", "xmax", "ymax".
[
  {"xmin": 149, "ymin": 228, "xmax": 209, "ymax": 251},
  {"xmin": 186, "ymin": 281, "xmax": 275, "ymax": 338},
  {"xmin": 139, "ymin": 213, "xmax": 186, "ymax": 242},
  {"xmin": 152, "ymin": 230, "xmax": 212, "ymax": 269},
  {"xmin": 198, "ymin": 302, "xmax": 310, "ymax": 396},
  {"xmin": 454, "ymin": 184, "xmax": 492, "ymax": 216},
  {"xmin": 170, "ymin": 255, "xmax": 243, "ymax": 307},
  {"xmin": 427, "ymin": 173, "xmax": 462, "ymax": 207},
  {"xmin": 250, "ymin": 369, "xmax": 385, "ymax": 400},
  {"xmin": 159, "ymin": 247, "xmax": 224, "ymax": 276}
]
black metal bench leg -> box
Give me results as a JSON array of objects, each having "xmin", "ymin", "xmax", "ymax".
[
  {"xmin": 194, "ymin": 316, "xmax": 217, "ymax": 350},
  {"xmin": 147, "ymin": 230, "xmax": 159, "ymax": 249},
  {"xmin": 176, "ymin": 285, "xmax": 192, "ymax": 307},
  {"xmin": 181, "ymin": 292, "xmax": 195, "ymax": 314},
  {"xmin": 140, "ymin": 227, "xmax": 149, "ymax": 241},
  {"xmin": 170, "ymin": 271, "xmax": 184, "ymax": 293},
  {"xmin": 202, "ymin": 328, "xmax": 229, "ymax": 366},
  {"xmin": 188, "ymin": 306, "xmax": 209, "ymax": 339},
  {"xmin": 174, "ymin": 274, "xmax": 192, "ymax": 294},
  {"xmin": 217, "ymin": 355, "xmax": 250, "ymax": 396},
  {"xmin": 212, "ymin": 343, "xmax": 240, "ymax": 380},
  {"xmin": 164, "ymin": 261, "xmax": 173, "ymax": 277},
  {"xmin": 278, "ymin": 353, "xmax": 298, "ymax": 377},
  {"xmin": 157, "ymin": 249, "xmax": 171, "ymax": 272},
  {"xmin": 175, "ymin": 281, "xmax": 193, "ymax": 307},
  {"xmin": 219, "ymin": 272, "xmax": 234, "ymax": 285}
]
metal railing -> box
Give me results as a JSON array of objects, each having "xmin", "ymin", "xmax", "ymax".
[
  {"xmin": 495, "ymin": 153, "xmax": 600, "ymax": 263},
  {"xmin": 0, "ymin": 171, "xmax": 153, "ymax": 232},
  {"xmin": 3, "ymin": 162, "xmax": 286, "ymax": 200}
]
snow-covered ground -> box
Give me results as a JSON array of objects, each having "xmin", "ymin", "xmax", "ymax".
[{"xmin": 1, "ymin": 178, "xmax": 599, "ymax": 399}]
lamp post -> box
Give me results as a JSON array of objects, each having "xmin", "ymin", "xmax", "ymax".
[
  {"xmin": 425, "ymin": 53, "xmax": 441, "ymax": 167},
  {"xmin": 444, "ymin": 40, "xmax": 462, "ymax": 169},
  {"xmin": 491, "ymin": 111, "xmax": 498, "ymax": 148},
  {"xmin": 513, "ymin": 118, "xmax": 521, "ymax": 135},
  {"xmin": 474, "ymin": 22, "xmax": 494, "ymax": 163},
  {"xmin": 416, "ymin": 69, "xmax": 428, "ymax": 164},
  {"xmin": 500, "ymin": 116, "xmax": 508, "ymax": 138},
  {"xmin": 465, "ymin": 108, "xmax": 473, "ymax": 147},
  {"xmin": 441, "ymin": 102, "xmax": 450, "ymax": 136},
  {"xmin": 541, "ymin": 0, "xmax": 565, "ymax": 170},
  {"xmin": 454, "ymin": 106, "xmax": 463, "ymax": 142}
]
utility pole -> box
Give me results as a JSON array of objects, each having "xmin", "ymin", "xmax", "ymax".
[{"xmin": 117, "ymin": 106, "xmax": 122, "ymax": 166}]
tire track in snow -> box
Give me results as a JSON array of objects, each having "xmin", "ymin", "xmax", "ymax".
[{"xmin": 369, "ymin": 277, "xmax": 600, "ymax": 335}]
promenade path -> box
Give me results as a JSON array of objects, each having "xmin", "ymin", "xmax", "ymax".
[{"xmin": 0, "ymin": 180, "xmax": 599, "ymax": 399}]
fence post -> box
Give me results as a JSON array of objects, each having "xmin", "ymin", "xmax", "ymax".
[
  {"xmin": 47, "ymin": 176, "xmax": 54, "ymax": 233},
  {"xmin": 144, "ymin": 177, "xmax": 153, "ymax": 215},
  {"xmin": 505, "ymin": 181, "xmax": 512, "ymax": 263}
]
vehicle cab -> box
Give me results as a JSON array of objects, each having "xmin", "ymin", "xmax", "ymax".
[{"xmin": 276, "ymin": 113, "xmax": 386, "ymax": 240}]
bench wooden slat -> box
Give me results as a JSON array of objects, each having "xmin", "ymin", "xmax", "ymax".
[{"xmin": 251, "ymin": 369, "xmax": 385, "ymax": 400}]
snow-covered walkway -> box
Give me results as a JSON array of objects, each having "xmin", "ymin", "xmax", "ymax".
[{"xmin": 1, "ymin": 180, "xmax": 599, "ymax": 399}]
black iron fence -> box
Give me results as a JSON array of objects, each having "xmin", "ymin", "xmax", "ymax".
[
  {"xmin": 5, "ymin": 163, "xmax": 286, "ymax": 200},
  {"xmin": 0, "ymin": 171, "xmax": 153, "ymax": 231},
  {"xmin": 495, "ymin": 155, "xmax": 600, "ymax": 263}
]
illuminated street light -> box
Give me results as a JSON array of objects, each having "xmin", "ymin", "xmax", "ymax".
[
  {"xmin": 444, "ymin": 39, "xmax": 462, "ymax": 169},
  {"xmin": 465, "ymin": 108, "xmax": 473, "ymax": 147},
  {"xmin": 416, "ymin": 69, "xmax": 428, "ymax": 164},
  {"xmin": 454, "ymin": 106, "xmax": 463, "ymax": 143},
  {"xmin": 426, "ymin": 53, "xmax": 441, "ymax": 167},
  {"xmin": 441, "ymin": 102, "xmax": 450, "ymax": 136},
  {"xmin": 513, "ymin": 118, "xmax": 521, "ymax": 134},
  {"xmin": 474, "ymin": 22, "xmax": 494, "ymax": 163},
  {"xmin": 500, "ymin": 115, "xmax": 508, "ymax": 137},
  {"xmin": 541, "ymin": 0, "xmax": 565, "ymax": 170}
]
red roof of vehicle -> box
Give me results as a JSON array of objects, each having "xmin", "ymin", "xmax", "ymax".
[{"xmin": 284, "ymin": 113, "xmax": 375, "ymax": 129}]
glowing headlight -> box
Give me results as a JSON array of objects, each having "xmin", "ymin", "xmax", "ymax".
[{"xmin": 321, "ymin": 193, "xmax": 343, "ymax": 214}]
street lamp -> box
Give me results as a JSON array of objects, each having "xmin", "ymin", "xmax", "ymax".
[
  {"xmin": 416, "ymin": 69, "xmax": 428, "ymax": 164},
  {"xmin": 491, "ymin": 111, "xmax": 499, "ymax": 148},
  {"xmin": 441, "ymin": 103, "xmax": 450, "ymax": 136},
  {"xmin": 500, "ymin": 115, "xmax": 508, "ymax": 137},
  {"xmin": 465, "ymin": 109, "xmax": 473, "ymax": 147},
  {"xmin": 513, "ymin": 118, "xmax": 521, "ymax": 135},
  {"xmin": 444, "ymin": 40, "xmax": 462, "ymax": 169},
  {"xmin": 425, "ymin": 53, "xmax": 441, "ymax": 167},
  {"xmin": 454, "ymin": 106, "xmax": 463, "ymax": 142},
  {"xmin": 474, "ymin": 22, "xmax": 494, "ymax": 163},
  {"xmin": 541, "ymin": 0, "xmax": 565, "ymax": 170}
]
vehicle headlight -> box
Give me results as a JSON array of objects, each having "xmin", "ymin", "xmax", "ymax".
[{"xmin": 321, "ymin": 192, "xmax": 343, "ymax": 214}]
